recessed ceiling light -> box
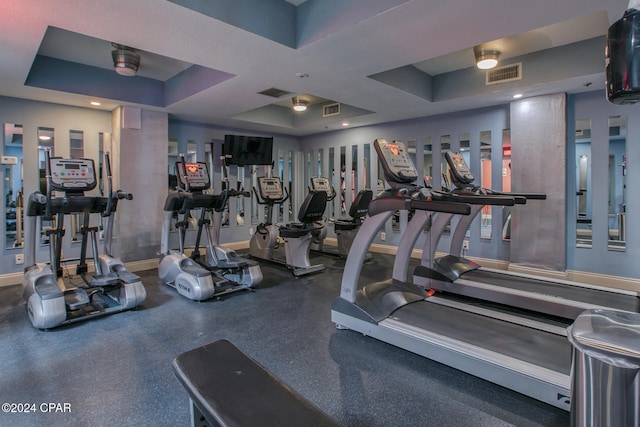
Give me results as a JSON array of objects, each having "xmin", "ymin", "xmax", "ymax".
[
  {"xmin": 90, "ymin": 101, "xmax": 101, "ymax": 106},
  {"xmin": 342, "ymin": 122, "xmax": 349, "ymax": 126},
  {"xmin": 513, "ymin": 93, "xmax": 523, "ymax": 99}
]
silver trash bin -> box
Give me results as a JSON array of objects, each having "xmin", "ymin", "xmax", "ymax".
[{"xmin": 568, "ymin": 308, "xmax": 640, "ymax": 427}]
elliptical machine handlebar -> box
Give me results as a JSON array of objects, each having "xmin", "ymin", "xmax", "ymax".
[
  {"xmin": 43, "ymin": 149, "xmax": 53, "ymax": 221},
  {"xmin": 103, "ymin": 151, "xmax": 134, "ymax": 217}
]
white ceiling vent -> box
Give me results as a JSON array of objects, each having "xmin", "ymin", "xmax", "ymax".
[
  {"xmin": 323, "ymin": 103, "xmax": 340, "ymax": 117},
  {"xmin": 486, "ymin": 63, "xmax": 522, "ymax": 85}
]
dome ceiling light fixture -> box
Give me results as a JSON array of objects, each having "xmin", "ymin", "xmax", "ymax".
[
  {"xmin": 111, "ymin": 43, "xmax": 141, "ymax": 76},
  {"xmin": 474, "ymin": 46, "xmax": 500, "ymax": 70},
  {"xmin": 292, "ymin": 96, "xmax": 308, "ymax": 112}
]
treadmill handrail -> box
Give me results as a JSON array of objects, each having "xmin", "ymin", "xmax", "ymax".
[{"xmin": 431, "ymin": 189, "xmax": 516, "ymax": 206}]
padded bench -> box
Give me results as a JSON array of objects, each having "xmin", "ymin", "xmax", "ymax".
[{"xmin": 172, "ymin": 339, "xmax": 339, "ymax": 427}]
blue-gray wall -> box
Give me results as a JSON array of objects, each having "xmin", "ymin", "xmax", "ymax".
[{"xmin": 1, "ymin": 89, "xmax": 639, "ymax": 280}]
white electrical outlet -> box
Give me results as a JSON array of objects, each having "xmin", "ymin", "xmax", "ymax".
[
  {"xmin": 15, "ymin": 254, "xmax": 24, "ymax": 265},
  {"xmin": 249, "ymin": 227, "xmax": 254, "ymax": 236},
  {"xmin": 380, "ymin": 232, "xmax": 386, "ymax": 241},
  {"xmin": 463, "ymin": 240, "xmax": 470, "ymax": 250}
]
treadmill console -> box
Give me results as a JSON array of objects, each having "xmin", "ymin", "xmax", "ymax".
[
  {"xmin": 48, "ymin": 157, "xmax": 97, "ymax": 192},
  {"xmin": 258, "ymin": 177, "xmax": 284, "ymax": 200},
  {"xmin": 444, "ymin": 151, "xmax": 474, "ymax": 185},
  {"xmin": 310, "ymin": 177, "xmax": 332, "ymax": 192},
  {"xmin": 374, "ymin": 138, "xmax": 418, "ymax": 184},
  {"xmin": 176, "ymin": 162, "xmax": 210, "ymax": 191}
]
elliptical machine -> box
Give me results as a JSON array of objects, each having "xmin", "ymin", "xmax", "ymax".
[
  {"xmin": 250, "ymin": 176, "xmax": 326, "ymax": 276},
  {"xmin": 309, "ymin": 177, "xmax": 373, "ymax": 259},
  {"xmin": 158, "ymin": 156, "xmax": 262, "ymax": 301},
  {"xmin": 22, "ymin": 151, "xmax": 146, "ymax": 329}
]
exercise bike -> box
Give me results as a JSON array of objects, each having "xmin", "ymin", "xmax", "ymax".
[
  {"xmin": 22, "ymin": 151, "xmax": 146, "ymax": 329},
  {"xmin": 309, "ymin": 177, "xmax": 373, "ymax": 259},
  {"xmin": 158, "ymin": 156, "xmax": 261, "ymax": 300},
  {"xmin": 250, "ymin": 176, "xmax": 326, "ymax": 277}
]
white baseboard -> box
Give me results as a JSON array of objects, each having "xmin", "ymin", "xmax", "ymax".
[
  {"xmin": 4, "ymin": 244, "xmax": 639, "ymax": 294},
  {"xmin": 0, "ymin": 272, "xmax": 23, "ymax": 288}
]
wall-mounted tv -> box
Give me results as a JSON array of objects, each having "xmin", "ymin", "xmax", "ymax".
[{"xmin": 223, "ymin": 134, "xmax": 273, "ymax": 166}]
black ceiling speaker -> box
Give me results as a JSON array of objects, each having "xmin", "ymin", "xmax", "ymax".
[{"xmin": 606, "ymin": 5, "xmax": 640, "ymax": 104}]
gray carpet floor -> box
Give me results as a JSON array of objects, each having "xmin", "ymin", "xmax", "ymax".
[{"xmin": 0, "ymin": 250, "xmax": 569, "ymax": 426}]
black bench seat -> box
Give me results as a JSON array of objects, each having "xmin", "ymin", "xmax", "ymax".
[{"xmin": 172, "ymin": 339, "xmax": 339, "ymax": 427}]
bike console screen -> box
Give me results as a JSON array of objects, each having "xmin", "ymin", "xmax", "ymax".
[
  {"xmin": 258, "ymin": 177, "xmax": 284, "ymax": 200},
  {"xmin": 310, "ymin": 177, "xmax": 332, "ymax": 192}
]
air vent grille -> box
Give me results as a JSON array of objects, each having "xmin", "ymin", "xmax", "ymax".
[
  {"xmin": 323, "ymin": 103, "xmax": 340, "ymax": 117},
  {"xmin": 257, "ymin": 87, "xmax": 292, "ymax": 98},
  {"xmin": 486, "ymin": 63, "xmax": 522, "ymax": 85}
]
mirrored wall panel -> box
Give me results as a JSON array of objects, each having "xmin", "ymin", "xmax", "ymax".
[
  {"xmin": 575, "ymin": 119, "xmax": 592, "ymax": 247},
  {"xmin": 608, "ymin": 115, "xmax": 626, "ymax": 250},
  {"xmin": 4, "ymin": 123, "xmax": 23, "ymax": 248},
  {"xmin": 459, "ymin": 133, "xmax": 471, "ymax": 238},
  {"xmin": 501, "ymin": 129, "xmax": 512, "ymax": 240},
  {"xmin": 38, "ymin": 127, "xmax": 55, "ymax": 245},
  {"xmin": 363, "ymin": 144, "xmax": 370, "ymax": 190},
  {"xmin": 236, "ymin": 166, "xmax": 246, "ymax": 226},
  {"xmin": 340, "ymin": 146, "xmax": 346, "ymax": 216},
  {"xmin": 480, "ymin": 130, "xmax": 492, "ymax": 239},
  {"xmin": 423, "ymin": 137, "xmax": 433, "ymax": 232},
  {"xmin": 69, "ymin": 130, "xmax": 85, "ymax": 242},
  {"xmin": 423, "ymin": 137, "xmax": 433, "ymax": 187},
  {"xmin": 328, "ymin": 147, "xmax": 335, "ymax": 218}
]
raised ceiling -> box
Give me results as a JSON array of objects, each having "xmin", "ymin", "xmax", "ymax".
[{"xmin": 0, "ymin": 0, "xmax": 629, "ymax": 136}]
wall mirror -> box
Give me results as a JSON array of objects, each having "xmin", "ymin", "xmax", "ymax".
[
  {"xmin": 317, "ymin": 149, "xmax": 323, "ymax": 179},
  {"xmin": 501, "ymin": 129, "xmax": 512, "ymax": 241},
  {"xmin": 423, "ymin": 137, "xmax": 433, "ymax": 187},
  {"xmin": 168, "ymin": 139, "xmax": 179, "ymax": 190},
  {"xmin": 38, "ymin": 127, "xmax": 55, "ymax": 245},
  {"xmin": 608, "ymin": 115, "xmax": 626, "ymax": 250},
  {"xmin": 69, "ymin": 130, "xmax": 85, "ymax": 243},
  {"xmin": 340, "ymin": 146, "xmax": 346, "ymax": 216},
  {"xmin": 287, "ymin": 150, "xmax": 294, "ymax": 220},
  {"xmin": 97, "ymin": 132, "xmax": 107, "ymax": 240},
  {"xmin": 459, "ymin": 133, "xmax": 471, "ymax": 239},
  {"xmin": 440, "ymin": 135, "xmax": 451, "ymax": 189},
  {"xmin": 404, "ymin": 139, "xmax": 417, "ymax": 224},
  {"xmin": 277, "ymin": 149, "xmax": 284, "ymax": 223},
  {"xmin": 307, "ymin": 150, "xmax": 313, "ymax": 186},
  {"xmin": 351, "ymin": 144, "xmax": 358, "ymax": 203},
  {"xmin": 363, "ymin": 144, "xmax": 370, "ymax": 191},
  {"xmin": 70, "ymin": 130, "xmax": 84, "ymax": 159},
  {"xmin": 215, "ymin": 142, "xmax": 229, "ymax": 228},
  {"xmin": 440, "ymin": 135, "xmax": 452, "ymax": 235},
  {"xmin": 328, "ymin": 147, "xmax": 335, "ymax": 219},
  {"xmin": 423, "ymin": 137, "xmax": 433, "ymax": 232},
  {"xmin": 575, "ymin": 119, "xmax": 592, "ymax": 248},
  {"xmin": 4, "ymin": 123, "xmax": 24, "ymax": 249},
  {"xmin": 480, "ymin": 130, "xmax": 492, "ymax": 239},
  {"xmin": 251, "ymin": 165, "xmax": 260, "ymax": 225},
  {"xmin": 236, "ymin": 166, "xmax": 246, "ymax": 226}
]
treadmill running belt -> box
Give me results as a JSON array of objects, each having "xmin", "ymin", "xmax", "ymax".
[
  {"xmin": 392, "ymin": 300, "xmax": 572, "ymax": 374},
  {"xmin": 465, "ymin": 269, "xmax": 640, "ymax": 313}
]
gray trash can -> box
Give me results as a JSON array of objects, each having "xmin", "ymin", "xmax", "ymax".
[{"xmin": 568, "ymin": 308, "xmax": 640, "ymax": 427}]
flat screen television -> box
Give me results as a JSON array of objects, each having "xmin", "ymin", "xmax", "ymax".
[{"xmin": 223, "ymin": 134, "xmax": 273, "ymax": 166}]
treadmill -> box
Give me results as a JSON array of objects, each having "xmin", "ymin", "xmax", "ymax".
[
  {"xmin": 413, "ymin": 151, "xmax": 640, "ymax": 320},
  {"xmin": 332, "ymin": 138, "xmax": 574, "ymax": 411}
]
